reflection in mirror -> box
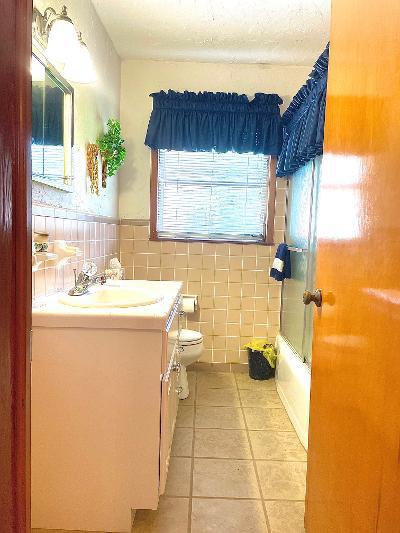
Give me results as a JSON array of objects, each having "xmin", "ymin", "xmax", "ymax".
[
  {"xmin": 32, "ymin": 52, "xmax": 73, "ymax": 192},
  {"xmin": 32, "ymin": 55, "xmax": 45, "ymax": 177}
]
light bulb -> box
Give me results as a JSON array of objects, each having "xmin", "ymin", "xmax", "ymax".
[
  {"xmin": 47, "ymin": 18, "xmax": 79, "ymax": 64},
  {"xmin": 62, "ymin": 38, "xmax": 97, "ymax": 84}
]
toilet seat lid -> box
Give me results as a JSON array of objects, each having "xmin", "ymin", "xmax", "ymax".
[{"xmin": 170, "ymin": 328, "xmax": 203, "ymax": 345}]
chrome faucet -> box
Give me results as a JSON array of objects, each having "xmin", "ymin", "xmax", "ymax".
[{"xmin": 68, "ymin": 261, "xmax": 107, "ymax": 296}]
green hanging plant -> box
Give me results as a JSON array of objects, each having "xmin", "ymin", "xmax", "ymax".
[
  {"xmin": 243, "ymin": 339, "xmax": 278, "ymax": 368},
  {"xmin": 97, "ymin": 119, "xmax": 126, "ymax": 177}
]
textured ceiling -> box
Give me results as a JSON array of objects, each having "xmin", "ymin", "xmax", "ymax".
[{"xmin": 91, "ymin": 0, "xmax": 331, "ymax": 65}]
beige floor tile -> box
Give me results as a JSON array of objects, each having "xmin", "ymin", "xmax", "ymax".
[
  {"xmin": 196, "ymin": 387, "xmax": 240, "ymax": 407},
  {"xmin": 249, "ymin": 431, "xmax": 307, "ymax": 461},
  {"xmin": 195, "ymin": 406, "xmax": 245, "ymax": 429},
  {"xmin": 191, "ymin": 498, "xmax": 267, "ymax": 533},
  {"xmin": 171, "ymin": 427, "xmax": 193, "ymax": 457},
  {"xmin": 243, "ymin": 407, "xmax": 293, "ymax": 431},
  {"xmin": 132, "ymin": 496, "xmax": 189, "ymax": 532},
  {"xmin": 197, "ymin": 372, "xmax": 236, "ymax": 389},
  {"xmin": 176, "ymin": 405, "xmax": 195, "ymax": 427},
  {"xmin": 256, "ymin": 461, "xmax": 307, "ymax": 500},
  {"xmin": 235, "ymin": 373, "xmax": 276, "ymax": 390},
  {"xmin": 164, "ymin": 457, "xmax": 192, "ymax": 497},
  {"xmin": 193, "ymin": 362, "xmax": 231, "ymax": 373},
  {"xmin": 265, "ymin": 500, "xmax": 306, "ymax": 533},
  {"xmin": 187, "ymin": 370, "xmax": 197, "ymax": 389},
  {"xmin": 179, "ymin": 372, "xmax": 196, "ymax": 405},
  {"xmin": 193, "ymin": 458, "xmax": 260, "ymax": 498},
  {"xmin": 239, "ymin": 389, "xmax": 282, "ymax": 408},
  {"xmin": 231, "ymin": 363, "xmax": 249, "ymax": 374},
  {"xmin": 194, "ymin": 428, "xmax": 252, "ymax": 459}
]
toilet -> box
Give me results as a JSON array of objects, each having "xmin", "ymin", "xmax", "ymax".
[{"xmin": 175, "ymin": 329, "xmax": 203, "ymax": 399}]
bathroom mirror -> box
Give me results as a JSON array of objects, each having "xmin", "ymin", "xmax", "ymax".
[{"xmin": 32, "ymin": 50, "xmax": 74, "ymax": 192}]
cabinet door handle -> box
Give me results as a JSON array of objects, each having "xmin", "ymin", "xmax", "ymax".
[
  {"xmin": 177, "ymin": 346, "xmax": 184, "ymax": 353},
  {"xmin": 176, "ymin": 386, "xmax": 183, "ymax": 394}
]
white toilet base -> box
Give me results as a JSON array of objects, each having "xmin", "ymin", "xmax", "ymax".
[
  {"xmin": 177, "ymin": 330, "xmax": 204, "ymax": 400},
  {"xmin": 178, "ymin": 365, "xmax": 189, "ymax": 400}
]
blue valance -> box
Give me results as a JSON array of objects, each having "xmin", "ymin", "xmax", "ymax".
[
  {"xmin": 145, "ymin": 90, "xmax": 283, "ymax": 156},
  {"xmin": 276, "ymin": 44, "xmax": 329, "ymax": 177}
]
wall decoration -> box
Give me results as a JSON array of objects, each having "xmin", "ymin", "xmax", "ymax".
[
  {"xmin": 86, "ymin": 143, "xmax": 99, "ymax": 195},
  {"xmin": 97, "ymin": 118, "xmax": 126, "ymax": 177}
]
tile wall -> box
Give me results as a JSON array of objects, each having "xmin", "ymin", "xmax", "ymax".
[
  {"xmin": 119, "ymin": 180, "xmax": 288, "ymax": 364},
  {"xmin": 32, "ymin": 205, "xmax": 119, "ymax": 300}
]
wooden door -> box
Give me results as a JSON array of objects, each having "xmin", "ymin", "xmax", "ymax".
[
  {"xmin": 0, "ymin": 1, "xmax": 32, "ymax": 531},
  {"xmin": 305, "ymin": 1, "xmax": 400, "ymax": 532}
]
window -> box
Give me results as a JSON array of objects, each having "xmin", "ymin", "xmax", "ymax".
[{"xmin": 151, "ymin": 150, "xmax": 276, "ymax": 244}]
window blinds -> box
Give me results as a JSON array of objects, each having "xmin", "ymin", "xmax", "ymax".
[{"xmin": 156, "ymin": 150, "xmax": 269, "ymax": 242}]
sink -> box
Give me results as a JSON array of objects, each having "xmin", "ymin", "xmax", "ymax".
[{"xmin": 58, "ymin": 285, "xmax": 161, "ymax": 308}]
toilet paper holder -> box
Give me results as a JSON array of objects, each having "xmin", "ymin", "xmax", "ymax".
[{"xmin": 181, "ymin": 294, "xmax": 198, "ymax": 313}]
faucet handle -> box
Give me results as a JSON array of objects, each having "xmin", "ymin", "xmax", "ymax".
[
  {"xmin": 98, "ymin": 273, "xmax": 107, "ymax": 285},
  {"xmin": 82, "ymin": 261, "xmax": 97, "ymax": 277}
]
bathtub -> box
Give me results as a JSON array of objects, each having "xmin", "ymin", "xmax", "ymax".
[{"xmin": 275, "ymin": 334, "xmax": 311, "ymax": 449}]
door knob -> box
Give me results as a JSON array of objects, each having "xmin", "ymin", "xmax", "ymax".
[{"xmin": 303, "ymin": 289, "xmax": 322, "ymax": 307}]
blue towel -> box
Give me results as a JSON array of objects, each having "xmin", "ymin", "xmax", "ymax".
[{"xmin": 270, "ymin": 243, "xmax": 291, "ymax": 281}]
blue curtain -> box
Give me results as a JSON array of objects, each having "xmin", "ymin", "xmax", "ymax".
[
  {"xmin": 145, "ymin": 90, "xmax": 283, "ymax": 155},
  {"xmin": 276, "ymin": 44, "xmax": 329, "ymax": 177}
]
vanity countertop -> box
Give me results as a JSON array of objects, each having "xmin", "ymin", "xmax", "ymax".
[{"xmin": 32, "ymin": 280, "xmax": 183, "ymax": 330}]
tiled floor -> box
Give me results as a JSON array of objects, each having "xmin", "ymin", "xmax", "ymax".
[
  {"xmin": 32, "ymin": 370, "xmax": 307, "ymax": 533},
  {"xmin": 133, "ymin": 370, "xmax": 307, "ymax": 533}
]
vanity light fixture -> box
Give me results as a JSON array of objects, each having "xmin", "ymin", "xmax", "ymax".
[
  {"xmin": 62, "ymin": 32, "xmax": 97, "ymax": 84},
  {"xmin": 32, "ymin": 5, "xmax": 97, "ymax": 84},
  {"xmin": 33, "ymin": 5, "xmax": 79, "ymax": 64}
]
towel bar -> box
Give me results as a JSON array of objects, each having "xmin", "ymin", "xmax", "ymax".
[{"xmin": 287, "ymin": 246, "xmax": 307, "ymax": 253}]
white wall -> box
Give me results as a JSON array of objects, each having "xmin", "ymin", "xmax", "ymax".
[
  {"xmin": 33, "ymin": 0, "xmax": 121, "ymax": 217},
  {"xmin": 119, "ymin": 59, "xmax": 310, "ymax": 220}
]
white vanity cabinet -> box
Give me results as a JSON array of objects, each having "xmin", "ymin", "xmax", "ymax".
[{"xmin": 31, "ymin": 282, "xmax": 182, "ymax": 533}]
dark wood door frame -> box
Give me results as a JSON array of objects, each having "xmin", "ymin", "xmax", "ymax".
[{"xmin": 0, "ymin": 1, "xmax": 32, "ymax": 531}]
